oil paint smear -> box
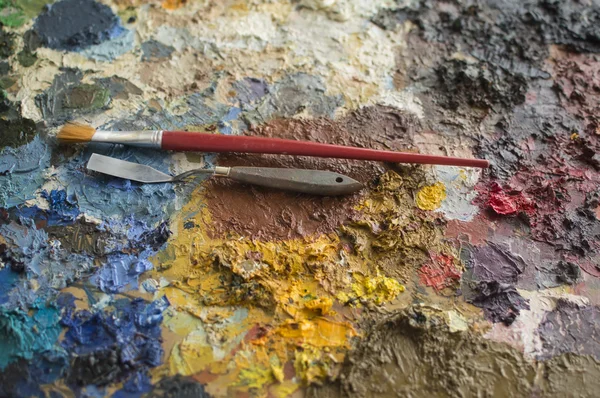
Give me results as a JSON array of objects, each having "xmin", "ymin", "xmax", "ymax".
[{"xmin": 1, "ymin": 0, "xmax": 600, "ymax": 397}]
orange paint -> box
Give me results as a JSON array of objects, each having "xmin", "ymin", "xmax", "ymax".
[{"xmin": 162, "ymin": 0, "xmax": 187, "ymax": 10}]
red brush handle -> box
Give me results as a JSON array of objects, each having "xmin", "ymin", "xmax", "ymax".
[{"xmin": 162, "ymin": 131, "xmax": 489, "ymax": 168}]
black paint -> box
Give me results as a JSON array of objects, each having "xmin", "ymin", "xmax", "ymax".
[
  {"xmin": 138, "ymin": 221, "xmax": 171, "ymax": 252},
  {"xmin": 144, "ymin": 374, "xmax": 211, "ymax": 398},
  {"xmin": 436, "ymin": 59, "xmax": 527, "ymax": 111}
]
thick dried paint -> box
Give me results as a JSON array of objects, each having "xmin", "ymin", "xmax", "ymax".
[
  {"xmin": 309, "ymin": 306, "xmax": 600, "ymax": 398},
  {"xmin": 2, "ymin": 0, "xmax": 600, "ymax": 396}
]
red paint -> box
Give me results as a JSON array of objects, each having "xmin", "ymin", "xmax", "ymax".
[
  {"xmin": 419, "ymin": 254, "xmax": 462, "ymax": 291},
  {"xmin": 473, "ymin": 154, "xmax": 594, "ymax": 247},
  {"xmin": 161, "ymin": 131, "xmax": 490, "ymax": 168},
  {"xmin": 487, "ymin": 191, "xmax": 534, "ymax": 215}
]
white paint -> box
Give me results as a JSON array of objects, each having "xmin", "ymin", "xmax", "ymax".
[
  {"xmin": 447, "ymin": 310, "xmax": 469, "ymax": 332},
  {"xmin": 170, "ymin": 152, "xmax": 205, "ymax": 175},
  {"xmin": 370, "ymin": 89, "xmax": 424, "ymax": 118},
  {"xmin": 434, "ymin": 166, "xmax": 480, "ymax": 221},
  {"xmin": 150, "ymin": 0, "xmax": 407, "ymax": 111},
  {"xmin": 80, "ymin": 29, "xmax": 136, "ymax": 62},
  {"xmin": 92, "ymin": 293, "xmax": 113, "ymax": 310},
  {"xmin": 78, "ymin": 213, "xmax": 104, "ymax": 225}
]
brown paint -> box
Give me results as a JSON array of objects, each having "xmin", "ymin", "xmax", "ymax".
[
  {"xmin": 203, "ymin": 106, "xmax": 420, "ymax": 240},
  {"xmin": 309, "ymin": 306, "xmax": 600, "ymax": 398}
]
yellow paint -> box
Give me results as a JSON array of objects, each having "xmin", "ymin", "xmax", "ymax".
[
  {"xmin": 304, "ymin": 297, "xmax": 334, "ymax": 315},
  {"xmin": 236, "ymin": 366, "xmax": 275, "ymax": 391},
  {"xmin": 277, "ymin": 318, "xmax": 356, "ymax": 348},
  {"xmin": 149, "ymin": 170, "xmax": 448, "ymax": 396},
  {"xmin": 337, "ymin": 272, "xmax": 404, "ymax": 306},
  {"xmin": 416, "ymin": 182, "xmax": 447, "ymax": 211},
  {"xmin": 270, "ymin": 356, "xmax": 285, "ymax": 383},
  {"xmin": 294, "ymin": 345, "xmax": 333, "ymax": 384}
]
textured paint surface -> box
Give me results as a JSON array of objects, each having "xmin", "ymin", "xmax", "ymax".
[
  {"xmin": 416, "ymin": 182, "xmax": 446, "ymax": 211},
  {"xmin": 2, "ymin": 0, "xmax": 600, "ymax": 396},
  {"xmin": 33, "ymin": 0, "xmax": 125, "ymax": 51}
]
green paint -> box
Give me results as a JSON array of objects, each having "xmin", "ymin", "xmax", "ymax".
[
  {"xmin": 0, "ymin": 0, "xmax": 52, "ymax": 28},
  {"xmin": 0, "ymin": 91, "xmax": 37, "ymax": 148},
  {"xmin": 17, "ymin": 49, "xmax": 36, "ymax": 67},
  {"xmin": 0, "ymin": 116, "xmax": 37, "ymax": 148},
  {"xmin": 63, "ymin": 84, "xmax": 110, "ymax": 110},
  {"xmin": 0, "ymin": 76, "xmax": 15, "ymax": 89},
  {"xmin": 0, "ymin": 29, "xmax": 15, "ymax": 59},
  {"xmin": 0, "ymin": 305, "xmax": 62, "ymax": 369}
]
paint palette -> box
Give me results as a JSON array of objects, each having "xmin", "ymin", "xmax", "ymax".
[{"xmin": 1, "ymin": 0, "xmax": 600, "ymax": 397}]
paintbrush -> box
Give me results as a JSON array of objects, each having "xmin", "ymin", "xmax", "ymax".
[{"xmin": 58, "ymin": 122, "xmax": 490, "ymax": 168}]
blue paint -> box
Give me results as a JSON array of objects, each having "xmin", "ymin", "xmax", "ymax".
[
  {"xmin": 92, "ymin": 219, "xmax": 170, "ymax": 293},
  {"xmin": 141, "ymin": 39, "xmax": 175, "ymax": 62},
  {"xmin": 42, "ymin": 189, "xmax": 80, "ymax": 224},
  {"xmin": 16, "ymin": 189, "xmax": 80, "ymax": 226},
  {"xmin": 0, "ymin": 69, "xmax": 331, "ymax": 394},
  {"xmin": 57, "ymin": 147, "xmax": 176, "ymax": 226},
  {"xmin": 93, "ymin": 252, "xmax": 153, "ymax": 293},
  {"xmin": 218, "ymin": 106, "xmax": 243, "ymax": 135},
  {"xmin": 141, "ymin": 279, "xmax": 158, "ymax": 293},
  {"xmin": 0, "ymin": 135, "xmax": 51, "ymax": 208},
  {"xmin": 232, "ymin": 77, "xmax": 269, "ymax": 106},
  {"xmin": 113, "ymin": 372, "xmax": 153, "ymax": 398},
  {"xmin": 0, "ymin": 304, "xmax": 63, "ymax": 370},
  {"xmin": 0, "ymin": 268, "xmax": 20, "ymax": 306},
  {"xmin": 61, "ymin": 296, "xmax": 169, "ymax": 387},
  {"xmin": 0, "ymin": 220, "xmax": 51, "ymax": 276},
  {"xmin": 0, "ymin": 220, "xmax": 95, "ymax": 308},
  {"xmin": 242, "ymin": 73, "xmax": 343, "ymax": 126}
]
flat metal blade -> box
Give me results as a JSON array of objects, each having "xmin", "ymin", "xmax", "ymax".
[{"xmin": 87, "ymin": 153, "xmax": 174, "ymax": 183}]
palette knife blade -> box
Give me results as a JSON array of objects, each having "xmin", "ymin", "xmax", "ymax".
[{"xmin": 87, "ymin": 153, "xmax": 174, "ymax": 183}]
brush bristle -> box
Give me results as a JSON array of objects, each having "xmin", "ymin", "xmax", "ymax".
[{"xmin": 57, "ymin": 122, "xmax": 96, "ymax": 143}]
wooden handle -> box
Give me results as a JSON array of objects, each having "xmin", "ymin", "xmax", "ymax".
[{"xmin": 161, "ymin": 131, "xmax": 490, "ymax": 168}]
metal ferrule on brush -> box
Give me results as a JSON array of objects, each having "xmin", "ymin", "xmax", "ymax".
[{"xmin": 91, "ymin": 130, "xmax": 163, "ymax": 148}]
